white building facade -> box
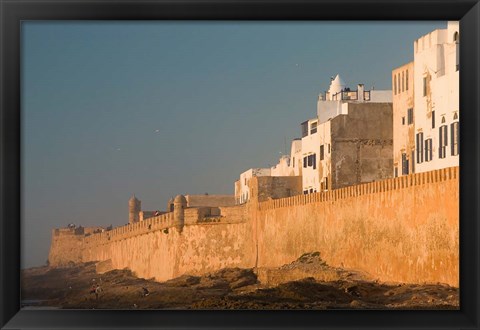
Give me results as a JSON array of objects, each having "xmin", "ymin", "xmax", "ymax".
[
  {"xmin": 234, "ymin": 168, "xmax": 271, "ymax": 204},
  {"xmin": 300, "ymin": 75, "xmax": 393, "ymax": 193},
  {"xmin": 392, "ymin": 61, "xmax": 415, "ymax": 177},
  {"xmin": 270, "ymin": 155, "xmax": 293, "ymax": 177},
  {"xmin": 234, "ymin": 73, "xmax": 395, "ymax": 198},
  {"xmin": 412, "ymin": 21, "xmax": 459, "ymax": 173},
  {"xmin": 392, "ymin": 22, "xmax": 459, "ymax": 176}
]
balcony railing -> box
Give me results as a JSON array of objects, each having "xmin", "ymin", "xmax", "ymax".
[{"xmin": 331, "ymin": 90, "xmax": 358, "ymax": 101}]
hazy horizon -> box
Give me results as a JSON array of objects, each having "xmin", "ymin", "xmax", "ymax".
[{"xmin": 21, "ymin": 20, "xmax": 446, "ymax": 268}]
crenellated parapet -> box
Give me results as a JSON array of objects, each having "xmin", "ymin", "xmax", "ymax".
[
  {"xmin": 84, "ymin": 212, "xmax": 175, "ymax": 246},
  {"xmin": 80, "ymin": 203, "xmax": 248, "ymax": 248},
  {"xmin": 258, "ymin": 166, "xmax": 459, "ymax": 211}
]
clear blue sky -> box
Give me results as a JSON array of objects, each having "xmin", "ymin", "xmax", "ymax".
[{"xmin": 21, "ymin": 21, "xmax": 446, "ymax": 268}]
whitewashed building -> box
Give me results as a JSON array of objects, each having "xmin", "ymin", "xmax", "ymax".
[
  {"xmin": 392, "ymin": 62, "xmax": 415, "ymax": 177},
  {"xmin": 284, "ymin": 139, "xmax": 303, "ymax": 176},
  {"xmin": 234, "ymin": 74, "xmax": 394, "ymax": 199},
  {"xmin": 392, "ymin": 22, "xmax": 459, "ymax": 176},
  {"xmin": 234, "ymin": 168, "xmax": 271, "ymax": 204},
  {"xmin": 300, "ymin": 75, "xmax": 393, "ymax": 193},
  {"xmin": 270, "ymin": 155, "xmax": 293, "ymax": 177},
  {"xmin": 413, "ymin": 21, "xmax": 459, "ymax": 173}
]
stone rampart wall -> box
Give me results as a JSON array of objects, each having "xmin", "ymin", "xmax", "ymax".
[
  {"xmin": 48, "ymin": 229, "xmax": 85, "ymax": 266},
  {"xmin": 255, "ymin": 166, "xmax": 459, "ymax": 286},
  {"xmin": 49, "ymin": 167, "xmax": 459, "ymax": 286},
  {"xmin": 81, "ymin": 209, "xmax": 255, "ymax": 281}
]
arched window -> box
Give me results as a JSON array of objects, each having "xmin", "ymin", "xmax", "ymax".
[
  {"xmin": 454, "ymin": 31, "xmax": 459, "ymax": 71},
  {"xmin": 394, "ymin": 75, "xmax": 397, "ymax": 95}
]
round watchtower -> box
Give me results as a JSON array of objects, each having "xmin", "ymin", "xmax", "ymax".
[
  {"xmin": 173, "ymin": 195, "xmax": 187, "ymax": 233},
  {"xmin": 129, "ymin": 195, "xmax": 141, "ymax": 224}
]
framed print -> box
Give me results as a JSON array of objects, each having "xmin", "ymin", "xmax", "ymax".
[{"xmin": 1, "ymin": 0, "xmax": 479, "ymax": 329}]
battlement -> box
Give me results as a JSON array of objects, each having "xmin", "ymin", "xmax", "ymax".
[
  {"xmin": 53, "ymin": 226, "xmax": 105, "ymax": 237},
  {"xmin": 82, "ymin": 204, "xmax": 248, "ymax": 246},
  {"xmin": 84, "ymin": 212, "xmax": 174, "ymax": 245},
  {"xmin": 258, "ymin": 166, "xmax": 458, "ymax": 211}
]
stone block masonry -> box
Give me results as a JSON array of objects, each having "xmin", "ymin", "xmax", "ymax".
[{"xmin": 48, "ymin": 167, "xmax": 458, "ymax": 287}]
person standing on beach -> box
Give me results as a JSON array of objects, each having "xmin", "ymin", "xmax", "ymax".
[{"xmin": 95, "ymin": 285, "xmax": 102, "ymax": 300}]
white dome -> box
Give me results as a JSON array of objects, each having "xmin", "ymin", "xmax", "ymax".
[{"xmin": 328, "ymin": 74, "xmax": 346, "ymax": 96}]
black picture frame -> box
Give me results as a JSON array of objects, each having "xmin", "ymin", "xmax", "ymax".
[{"xmin": 1, "ymin": 0, "xmax": 479, "ymax": 329}]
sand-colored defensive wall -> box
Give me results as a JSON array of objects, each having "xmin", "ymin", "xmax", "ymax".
[{"xmin": 48, "ymin": 167, "xmax": 459, "ymax": 286}]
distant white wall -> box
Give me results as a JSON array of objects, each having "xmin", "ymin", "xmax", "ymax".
[
  {"xmin": 301, "ymin": 119, "xmax": 332, "ymax": 193},
  {"xmin": 370, "ymin": 90, "xmax": 393, "ymax": 102},
  {"xmin": 290, "ymin": 139, "xmax": 303, "ymax": 176},
  {"xmin": 271, "ymin": 156, "xmax": 292, "ymax": 176},
  {"xmin": 317, "ymin": 100, "xmax": 344, "ymax": 124},
  {"xmin": 237, "ymin": 168, "xmax": 271, "ymax": 204}
]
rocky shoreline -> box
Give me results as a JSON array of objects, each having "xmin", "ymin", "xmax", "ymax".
[{"xmin": 21, "ymin": 253, "xmax": 459, "ymax": 310}]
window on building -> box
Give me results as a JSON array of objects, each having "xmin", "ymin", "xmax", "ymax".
[
  {"xmin": 425, "ymin": 138, "xmax": 433, "ymax": 162},
  {"xmin": 456, "ymin": 49, "xmax": 460, "ymax": 71},
  {"xmin": 411, "ymin": 150, "xmax": 415, "ymax": 173},
  {"xmin": 439, "ymin": 125, "xmax": 448, "ymax": 159},
  {"xmin": 325, "ymin": 177, "xmax": 329, "ymax": 190},
  {"xmin": 301, "ymin": 121, "xmax": 309, "ymax": 137},
  {"xmin": 423, "ymin": 77, "xmax": 427, "ymax": 96},
  {"xmin": 292, "ymin": 157, "xmax": 295, "ymax": 168},
  {"xmin": 328, "ymin": 144, "xmax": 331, "ymax": 153},
  {"xmin": 394, "ymin": 167, "xmax": 398, "ymax": 177},
  {"xmin": 401, "ymin": 153, "xmax": 409, "ymax": 175},
  {"xmin": 394, "ymin": 75, "xmax": 397, "ymax": 95},
  {"xmin": 406, "ymin": 70, "xmax": 409, "ymax": 90},
  {"xmin": 454, "ymin": 32, "xmax": 460, "ymax": 71},
  {"xmin": 402, "ymin": 71, "xmax": 405, "ymax": 92},
  {"xmin": 306, "ymin": 154, "xmax": 316, "ymax": 168},
  {"xmin": 309, "ymin": 188, "xmax": 313, "ymax": 194},
  {"xmin": 402, "ymin": 117, "xmax": 405, "ymax": 125},
  {"xmin": 244, "ymin": 178, "xmax": 246, "ymax": 185},
  {"xmin": 407, "ymin": 108, "xmax": 414, "ymax": 125},
  {"xmin": 416, "ymin": 132, "xmax": 424, "ymax": 163},
  {"xmin": 451, "ymin": 121, "xmax": 459, "ymax": 156},
  {"xmin": 303, "ymin": 190, "xmax": 308, "ymax": 195},
  {"xmin": 432, "ymin": 110, "xmax": 435, "ymax": 128},
  {"xmin": 303, "ymin": 156, "xmax": 307, "ymax": 168},
  {"xmin": 320, "ymin": 145, "xmax": 324, "ymax": 160},
  {"xmin": 310, "ymin": 121, "xmax": 318, "ymax": 135}
]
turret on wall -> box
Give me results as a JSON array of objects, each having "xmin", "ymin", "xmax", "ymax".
[
  {"xmin": 173, "ymin": 195, "xmax": 187, "ymax": 233},
  {"xmin": 129, "ymin": 195, "xmax": 141, "ymax": 224}
]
